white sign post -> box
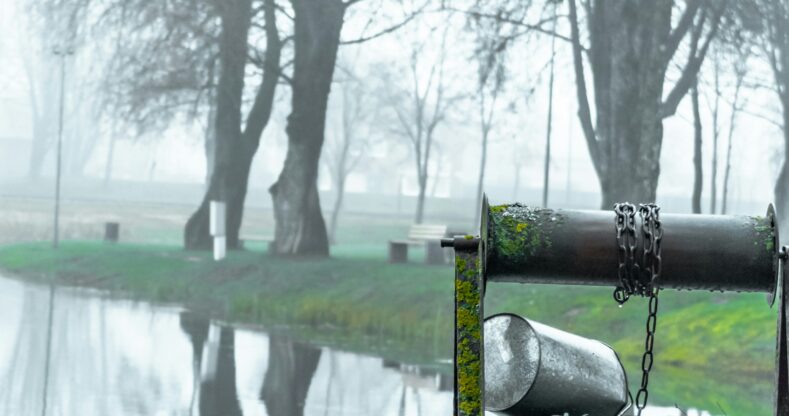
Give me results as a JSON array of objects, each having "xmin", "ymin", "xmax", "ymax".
[{"xmin": 210, "ymin": 201, "xmax": 226, "ymax": 261}]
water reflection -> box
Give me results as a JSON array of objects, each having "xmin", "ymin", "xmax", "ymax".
[
  {"xmin": 0, "ymin": 275, "xmax": 720, "ymax": 416},
  {"xmin": 261, "ymin": 337, "xmax": 321, "ymax": 416},
  {"xmin": 0, "ymin": 276, "xmax": 454, "ymax": 416}
]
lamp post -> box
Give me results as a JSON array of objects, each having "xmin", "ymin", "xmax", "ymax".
[{"xmin": 52, "ymin": 46, "xmax": 74, "ymax": 249}]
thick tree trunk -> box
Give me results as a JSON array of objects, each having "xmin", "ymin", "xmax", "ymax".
[
  {"xmin": 184, "ymin": 0, "xmax": 279, "ymax": 250},
  {"xmin": 269, "ymin": 0, "xmax": 345, "ymax": 256},
  {"xmin": 600, "ymin": 3, "xmax": 667, "ymax": 207},
  {"xmin": 691, "ymin": 81, "xmax": 703, "ymax": 214},
  {"xmin": 574, "ymin": 0, "xmax": 671, "ymax": 208},
  {"xmin": 260, "ymin": 337, "xmax": 322, "ymax": 416},
  {"xmin": 184, "ymin": 0, "xmax": 251, "ymax": 250}
]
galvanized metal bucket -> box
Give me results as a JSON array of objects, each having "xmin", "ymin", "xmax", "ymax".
[{"xmin": 484, "ymin": 313, "xmax": 632, "ymax": 416}]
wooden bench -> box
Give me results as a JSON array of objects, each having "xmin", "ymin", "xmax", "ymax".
[
  {"xmin": 240, "ymin": 234, "xmax": 274, "ymax": 252},
  {"xmin": 388, "ymin": 224, "xmax": 447, "ymax": 264}
]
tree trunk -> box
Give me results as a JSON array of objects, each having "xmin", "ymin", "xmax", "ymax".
[
  {"xmin": 691, "ymin": 81, "xmax": 702, "ymax": 214},
  {"xmin": 415, "ymin": 174, "xmax": 427, "ymax": 224},
  {"xmin": 475, "ymin": 130, "xmax": 488, "ymax": 224},
  {"xmin": 27, "ymin": 131, "xmax": 50, "ymax": 179},
  {"xmin": 269, "ymin": 0, "xmax": 345, "ymax": 256},
  {"xmin": 261, "ymin": 337, "xmax": 322, "ymax": 416},
  {"xmin": 721, "ymin": 69, "xmax": 744, "ymax": 215},
  {"xmin": 23, "ymin": 50, "xmax": 56, "ymax": 180},
  {"xmin": 721, "ymin": 124, "xmax": 733, "ymax": 215},
  {"xmin": 328, "ymin": 175, "xmax": 345, "ymax": 244},
  {"xmin": 184, "ymin": 0, "xmax": 280, "ymax": 250},
  {"xmin": 776, "ymin": 103, "xmax": 789, "ymax": 235},
  {"xmin": 571, "ymin": 0, "xmax": 671, "ymax": 207},
  {"xmin": 542, "ymin": 15, "xmax": 556, "ymax": 208},
  {"xmin": 204, "ymin": 98, "xmax": 217, "ymax": 186},
  {"xmin": 103, "ymin": 135, "xmax": 116, "ymax": 187},
  {"xmin": 710, "ymin": 59, "xmax": 720, "ymax": 214},
  {"xmin": 184, "ymin": 0, "xmax": 251, "ymax": 250}
]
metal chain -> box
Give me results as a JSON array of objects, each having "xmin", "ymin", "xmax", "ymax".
[
  {"xmin": 635, "ymin": 203, "xmax": 662, "ymax": 415},
  {"xmin": 613, "ymin": 203, "xmax": 637, "ymax": 304},
  {"xmin": 613, "ymin": 202, "xmax": 663, "ymax": 415}
]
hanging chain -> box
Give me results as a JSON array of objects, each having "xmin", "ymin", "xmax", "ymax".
[
  {"xmin": 635, "ymin": 203, "xmax": 662, "ymax": 415},
  {"xmin": 614, "ymin": 202, "xmax": 662, "ymax": 415},
  {"xmin": 613, "ymin": 203, "xmax": 637, "ymax": 305}
]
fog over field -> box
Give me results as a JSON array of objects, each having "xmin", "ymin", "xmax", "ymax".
[{"xmin": 1, "ymin": 1, "xmax": 788, "ymax": 415}]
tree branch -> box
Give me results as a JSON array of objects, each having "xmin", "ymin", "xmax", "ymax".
[
  {"xmin": 449, "ymin": 7, "xmax": 579, "ymax": 48},
  {"xmin": 660, "ymin": 2, "xmax": 723, "ymax": 119},
  {"xmin": 242, "ymin": 0, "xmax": 281, "ymax": 149},
  {"xmin": 568, "ymin": 0, "xmax": 601, "ymax": 172},
  {"xmin": 340, "ymin": 6, "xmax": 423, "ymax": 45},
  {"xmin": 663, "ymin": 0, "xmax": 701, "ymax": 64}
]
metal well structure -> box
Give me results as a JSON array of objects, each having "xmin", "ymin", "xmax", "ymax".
[{"xmin": 443, "ymin": 197, "xmax": 783, "ymax": 416}]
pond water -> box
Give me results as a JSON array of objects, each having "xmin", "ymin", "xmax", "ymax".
[{"xmin": 0, "ymin": 275, "xmax": 720, "ymax": 416}]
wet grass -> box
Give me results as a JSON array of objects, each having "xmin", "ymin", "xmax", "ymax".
[{"xmin": 0, "ymin": 241, "xmax": 777, "ymax": 415}]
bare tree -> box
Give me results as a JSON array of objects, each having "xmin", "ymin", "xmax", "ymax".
[
  {"xmin": 185, "ymin": 0, "xmax": 283, "ymax": 250},
  {"xmin": 21, "ymin": 0, "xmax": 80, "ymax": 179},
  {"xmin": 268, "ymin": 0, "xmax": 347, "ymax": 255},
  {"xmin": 690, "ymin": 17, "xmax": 707, "ymax": 214},
  {"xmin": 466, "ymin": 0, "xmax": 728, "ymax": 207},
  {"xmin": 542, "ymin": 6, "xmax": 557, "ymax": 208},
  {"xmin": 721, "ymin": 58, "xmax": 747, "ymax": 214},
  {"xmin": 323, "ymin": 64, "xmax": 377, "ymax": 243},
  {"xmin": 470, "ymin": 15, "xmax": 508, "ymax": 222},
  {"xmin": 381, "ymin": 26, "xmax": 455, "ymax": 224},
  {"xmin": 568, "ymin": 0, "xmax": 724, "ymax": 207},
  {"xmin": 755, "ymin": 0, "xmax": 789, "ymax": 228},
  {"xmin": 30, "ymin": 0, "xmax": 283, "ymax": 249},
  {"xmin": 268, "ymin": 0, "xmax": 425, "ymax": 255},
  {"xmin": 709, "ymin": 48, "xmax": 722, "ymax": 214}
]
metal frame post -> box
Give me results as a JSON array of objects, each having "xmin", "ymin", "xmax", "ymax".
[{"xmin": 444, "ymin": 235, "xmax": 484, "ymax": 416}]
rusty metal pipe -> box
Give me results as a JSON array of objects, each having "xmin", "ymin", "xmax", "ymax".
[{"xmin": 481, "ymin": 202, "xmax": 779, "ymax": 301}]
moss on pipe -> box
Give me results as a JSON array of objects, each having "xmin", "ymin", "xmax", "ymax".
[
  {"xmin": 455, "ymin": 249, "xmax": 483, "ymax": 416},
  {"xmin": 486, "ymin": 203, "xmax": 559, "ymax": 271}
]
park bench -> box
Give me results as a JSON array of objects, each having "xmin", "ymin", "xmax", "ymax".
[
  {"xmin": 388, "ymin": 224, "xmax": 447, "ymax": 264},
  {"xmin": 239, "ymin": 234, "xmax": 274, "ymax": 252}
]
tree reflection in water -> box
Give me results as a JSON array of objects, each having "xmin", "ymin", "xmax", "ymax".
[
  {"xmin": 261, "ymin": 336, "xmax": 322, "ymax": 416},
  {"xmin": 179, "ymin": 312, "xmax": 242, "ymax": 416}
]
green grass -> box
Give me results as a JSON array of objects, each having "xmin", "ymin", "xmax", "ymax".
[{"xmin": 0, "ymin": 241, "xmax": 777, "ymax": 414}]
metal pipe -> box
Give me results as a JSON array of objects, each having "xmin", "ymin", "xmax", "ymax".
[{"xmin": 481, "ymin": 202, "xmax": 779, "ymax": 300}]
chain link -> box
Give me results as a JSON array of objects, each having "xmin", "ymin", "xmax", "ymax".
[
  {"xmin": 613, "ymin": 203, "xmax": 637, "ymax": 304},
  {"xmin": 614, "ymin": 202, "xmax": 662, "ymax": 416}
]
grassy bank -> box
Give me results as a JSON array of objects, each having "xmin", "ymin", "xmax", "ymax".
[{"xmin": 0, "ymin": 241, "xmax": 778, "ymax": 414}]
